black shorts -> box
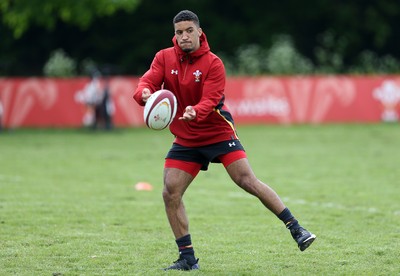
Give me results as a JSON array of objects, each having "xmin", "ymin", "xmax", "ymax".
[{"xmin": 166, "ymin": 139, "xmax": 245, "ymax": 171}]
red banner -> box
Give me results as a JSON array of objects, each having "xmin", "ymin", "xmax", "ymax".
[
  {"xmin": 0, "ymin": 77, "xmax": 143, "ymax": 128},
  {"xmin": 0, "ymin": 76, "xmax": 399, "ymax": 128},
  {"xmin": 225, "ymin": 76, "xmax": 400, "ymax": 124}
]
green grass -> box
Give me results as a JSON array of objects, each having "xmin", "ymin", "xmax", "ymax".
[{"xmin": 0, "ymin": 124, "xmax": 399, "ymax": 275}]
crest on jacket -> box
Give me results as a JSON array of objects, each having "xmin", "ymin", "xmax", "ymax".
[{"xmin": 193, "ymin": 70, "xmax": 202, "ymax": 82}]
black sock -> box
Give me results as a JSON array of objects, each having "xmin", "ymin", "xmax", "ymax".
[
  {"xmin": 176, "ymin": 234, "xmax": 196, "ymax": 265},
  {"xmin": 277, "ymin": 207, "xmax": 300, "ymax": 230}
]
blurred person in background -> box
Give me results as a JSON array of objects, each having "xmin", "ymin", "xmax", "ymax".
[
  {"xmin": 133, "ymin": 10, "xmax": 316, "ymax": 271},
  {"xmin": 0, "ymin": 99, "xmax": 3, "ymax": 132},
  {"xmin": 75, "ymin": 69, "xmax": 114, "ymax": 130},
  {"xmin": 93, "ymin": 74, "xmax": 114, "ymax": 130},
  {"xmin": 76, "ymin": 70, "xmax": 102, "ymax": 127}
]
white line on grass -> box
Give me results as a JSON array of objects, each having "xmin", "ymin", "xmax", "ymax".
[
  {"xmin": 281, "ymin": 197, "xmax": 400, "ymax": 216},
  {"xmin": 226, "ymin": 192, "xmax": 399, "ymax": 216},
  {"xmin": 0, "ymin": 174, "xmax": 23, "ymax": 183}
]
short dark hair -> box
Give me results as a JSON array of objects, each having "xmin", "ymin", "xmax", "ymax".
[{"xmin": 173, "ymin": 10, "xmax": 200, "ymax": 27}]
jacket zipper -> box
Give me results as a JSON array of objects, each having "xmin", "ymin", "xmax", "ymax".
[{"xmin": 182, "ymin": 54, "xmax": 189, "ymax": 80}]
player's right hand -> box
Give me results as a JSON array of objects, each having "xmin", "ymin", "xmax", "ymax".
[
  {"xmin": 142, "ymin": 88, "xmax": 151, "ymax": 103},
  {"xmin": 179, "ymin": 105, "xmax": 196, "ymax": 121}
]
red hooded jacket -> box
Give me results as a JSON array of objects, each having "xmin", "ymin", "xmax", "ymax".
[{"xmin": 133, "ymin": 32, "xmax": 239, "ymax": 147}]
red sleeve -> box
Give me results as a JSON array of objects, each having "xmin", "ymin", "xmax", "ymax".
[
  {"xmin": 193, "ymin": 58, "xmax": 226, "ymax": 122},
  {"xmin": 133, "ymin": 51, "xmax": 165, "ymax": 106}
]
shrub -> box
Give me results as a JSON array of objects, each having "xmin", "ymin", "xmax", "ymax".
[
  {"xmin": 265, "ymin": 35, "xmax": 314, "ymax": 75},
  {"xmin": 349, "ymin": 50, "xmax": 400, "ymax": 74},
  {"xmin": 220, "ymin": 33, "xmax": 400, "ymax": 75},
  {"xmin": 221, "ymin": 35, "xmax": 314, "ymax": 76},
  {"xmin": 43, "ymin": 49, "xmax": 77, "ymax": 77}
]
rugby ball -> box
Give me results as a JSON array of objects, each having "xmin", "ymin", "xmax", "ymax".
[{"xmin": 144, "ymin": 89, "xmax": 177, "ymax": 130}]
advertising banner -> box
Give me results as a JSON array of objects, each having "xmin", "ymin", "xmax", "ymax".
[{"xmin": 0, "ymin": 76, "xmax": 399, "ymax": 128}]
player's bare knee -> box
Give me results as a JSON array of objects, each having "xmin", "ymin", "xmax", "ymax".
[
  {"xmin": 235, "ymin": 174, "xmax": 252, "ymax": 189},
  {"xmin": 162, "ymin": 187, "xmax": 172, "ymax": 201},
  {"xmin": 236, "ymin": 174, "xmax": 260, "ymax": 195},
  {"xmin": 162, "ymin": 185, "xmax": 181, "ymax": 204}
]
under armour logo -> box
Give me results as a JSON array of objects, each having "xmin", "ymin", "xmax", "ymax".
[
  {"xmin": 229, "ymin": 142, "xmax": 236, "ymax": 147},
  {"xmin": 171, "ymin": 69, "xmax": 178, "ymax": 75}
]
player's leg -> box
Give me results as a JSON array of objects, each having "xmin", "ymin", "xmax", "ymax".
[
  {"xmin": 224, "ymin": 156, "xmax": 286, "ymax": 214},
  {"xmin": 163, "ymin": 159, "xmax": 201, "ymax": 270},
  {"xmin": 222, "ymin": 153, "xmax": 316, "ymax": 251},
  {"xmin": 163, "ymin": 166, "xmax": 196, "ymax": 238}
]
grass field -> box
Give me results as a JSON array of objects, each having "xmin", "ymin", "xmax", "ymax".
[{"xmin": 0, "ymin": 124, "xmax": 399, "ymax": 275}]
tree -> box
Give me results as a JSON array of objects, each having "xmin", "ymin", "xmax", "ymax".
[
  {"xmin": 0, "ymin": 0, "xmax": 141, "ymax": 37},
  {"xmin": 1, "ymin": 0, "xmax": 399, "ymax": 76}
]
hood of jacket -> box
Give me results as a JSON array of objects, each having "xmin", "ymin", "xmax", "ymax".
[{"xmin": 172, "ymin": 32, "xmax": 210, "ymax": 63}]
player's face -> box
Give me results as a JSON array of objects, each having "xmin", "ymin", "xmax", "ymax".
[{"xmin": 174, "ymin": 21, "xmax": 202, "ymax": 53}]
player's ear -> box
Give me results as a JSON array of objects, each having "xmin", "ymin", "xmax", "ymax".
[{"xmin": 198, "ymin": 28, "xmax": 202, "ymax": 37}]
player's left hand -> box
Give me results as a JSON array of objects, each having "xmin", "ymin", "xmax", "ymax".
[{"xmin": 179, "ymin": 106, "xmax": 196, "ymax": 121}]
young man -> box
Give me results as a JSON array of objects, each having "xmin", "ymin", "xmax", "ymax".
[{"xmin": 133, "ymin": 10, "xmax": 316, "ymax": 271}]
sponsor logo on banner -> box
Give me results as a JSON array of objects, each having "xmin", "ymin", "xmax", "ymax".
[
  {"xmin": 225, "ymin": 77, "xmax": 357, "ymax": 124},
  {"xmin": 226, "ymin": 78, "xmax": 290, "ymax": 120},
  {"xmin": 373, "ymin": 80, "xmax": 400, "ymax": 122}
]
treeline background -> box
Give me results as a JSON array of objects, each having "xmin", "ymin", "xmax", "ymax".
[{"xmin": 1, "ymin": 0, "xmax": 399, "ymax": 77}]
